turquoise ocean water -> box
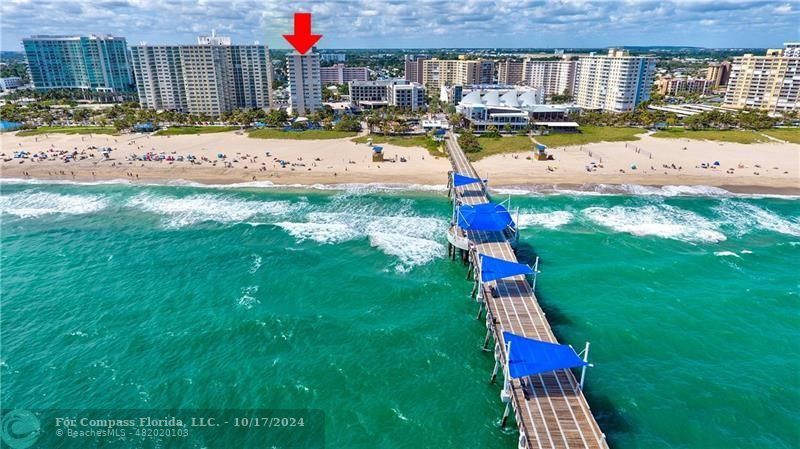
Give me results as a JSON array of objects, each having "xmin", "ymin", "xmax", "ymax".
[{"xmin": 1, "ymin": 181, "xmax": 798, "ymax": 448}]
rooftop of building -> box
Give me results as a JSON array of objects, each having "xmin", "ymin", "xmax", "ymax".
[{"xmin": 24, "ymin": 34, "xmax": 125, "ymax": 41}]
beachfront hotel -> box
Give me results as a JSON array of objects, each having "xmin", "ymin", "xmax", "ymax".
[
  {"xmin": 421, "ymin": 58, "xmax": 495, "ymax": 95},
  {"xmin": 286, "ymin": 51, "xmax": 323, "ymax": 115},
  {"xmin": 319, "ymin": 63, "xmax": 368, "ymax": 85},
  {"xmin": 349, "ymin": 79, "xmax": 426, "ymax": 111},
  {"xmin": 572, "ymin": 48, "xmax": 656, "ymax": 112},
  {"xmin": 724, "ymin": 44, "xmax": 800, "ymax": 113},
  {"xmin": 22, "ymin": 34, "xmax": 134, "ymax": 92},
  {"xmin": 129, "ymin": 32, "xmax": 273, "ymax": 116}
]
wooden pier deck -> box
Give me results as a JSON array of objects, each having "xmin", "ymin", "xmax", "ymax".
[{"xmin": 445, "ymin": 133, "xmax": 608, "ymax": 449}]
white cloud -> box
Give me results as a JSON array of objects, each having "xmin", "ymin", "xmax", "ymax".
[{"xmin": 1, "ymin": 0, "xmax": 797, "ymax": 50}]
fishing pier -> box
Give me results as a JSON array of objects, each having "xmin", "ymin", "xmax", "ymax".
[{"xmin": 444, "ymin": 132, "xmax": 608, "ymax": 449}]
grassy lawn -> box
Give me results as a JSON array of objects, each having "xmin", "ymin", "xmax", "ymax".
[
  {"xmin": 16, "ymin": 126, "xmax": 117, "ymax": 136},
  {"xmin": 154, "ymin": 126, "xmax": 238, "ymax": 136},
  {"xmin": 651, "ymin": 128, "xmax": 770, "ymax": 144},
  {"xmin": 760, "ymin": 128, "xmax": 800, "ymax": 144},
  {"xmin": 247, "ymin": 129, "xmax": 358, "ymax": 140},
  {"xmin": 352, "ymin": 135, "xmax": 443, "ymax": 156},
  {"xmin": 535, "ymin": 126, "xmax": 643, "ymax": 147},
  {"xmin": 466, "ymin": 135, "xmax": 533, "ymax": 161}
]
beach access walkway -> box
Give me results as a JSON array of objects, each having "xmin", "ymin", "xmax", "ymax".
[{"xmin": 444, "ymin": 132, "xmax": 608, "ymax": 449}]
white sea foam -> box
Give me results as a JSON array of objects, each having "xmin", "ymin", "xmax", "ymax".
[
  {"xmin": 582, "ymin": 204, "xmax": 726, "ymax": 243},
  {"xmin": 248, "ymin": 254, "xmax": 263, "ymax": 274},
  {"xmin": 0, "ymin": 177, "xmax": 133, "ymax": 186},
  {"xmin": 0, "ymin": 191, "xmax": 111, "ymax": 218},
  {"xmin": 274, "ymin": 206, "xmax": 446, "ymax": 267},
  {"xmin": 615, "ymin": 184, "xmax": 733, "ymax": 197},
  {"xmin": 368, "ymin": 232, "xmax": 444, "ymax": 270},
  {"xmin": 275, "ymin": 221, "xmax": 360, "ymax": 244},
  {"xmin": 486, "ymin": 182, "xmax": 800, "ymax": 199},
  {"xmin": 126, "ymin": 193, "xmax": 300, "ymax": 227},
  {"xmin": 740, "ymin": 250, "xmax": 753, "ymax": 254},
  {"xmin": 714, "ymin": 251, "xmax": 741, "ymax": 258},
  {"xmin": 714, "ymin": 201, "xmax": 800, "ymax": 237},
  {"xmin": 490, "ymin": 187, "xmax": 540, "ymax": 196},
  {"xmin": 517, "ymin": 211, "xmax": 574, "ymax": 229},
  {"xmin": 237, "ymin": 286, "xmax": 260, "ymax": 309}
]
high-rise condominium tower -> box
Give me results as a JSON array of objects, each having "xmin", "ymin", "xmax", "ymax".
[
  {"xmin": 573, "ymin": 49, "xmax": 656, "ymax": 112},
  {"xmin": 23, "ymin": 34, "xmax": 134, "ymax": 92},
  {"xmin": 130, "ymin": 32, "xmax": 273, "ymax": 116},
  {"xmin": 286, "ymin": 51, "xmax": 322, "ymax": 115}
]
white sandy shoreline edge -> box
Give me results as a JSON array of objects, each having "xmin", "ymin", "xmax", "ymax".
[{"xmin": 2, "ymin": 177, "xmax": 798, "ymax": 199}]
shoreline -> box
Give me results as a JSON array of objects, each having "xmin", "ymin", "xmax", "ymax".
[
  {"xmin": 2, "ymin": 130, "xmax": 798, "ymax": 197},
  {"xmin": 3, "ymin": 175, "xmax": 798, "ymax": 198}
]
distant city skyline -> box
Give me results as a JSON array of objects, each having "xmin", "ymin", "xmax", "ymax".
[{"xmin": 1, "ymin": 0, "xmax": 798, "ymax": 52}]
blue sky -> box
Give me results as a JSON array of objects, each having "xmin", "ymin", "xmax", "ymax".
[{"xmin": 1, "ymin": 0, "xmax": 798, "ymax": 51}]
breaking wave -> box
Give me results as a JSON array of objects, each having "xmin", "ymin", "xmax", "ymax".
[
  {"xmin": 368, "ymin": 232, "xmax": 445, "ymax": 272},
  {"xmin": 274, "ymin": 205, "xmax": 447, "ymax": 269},
  {"xmin": 0, "ymin": 191, "xmax": 110, "ymax": 218},
  {"xmin": 126, "ymin": 193, "xmax": 300, "ymax": 228},
  {"xmin": 714, "ymin": 200, "xmax": 800, "ymax": 237},
  {"xmin": 275, "ymin": 221, "xmax": 360, "ymax": 244},
  {"xmin": 582, "ymin": 204, "xmax": 726, "ymax": 243},
  {"xmin": 517, "ymin": 211, "xmax": 574, "ymax": 229}
]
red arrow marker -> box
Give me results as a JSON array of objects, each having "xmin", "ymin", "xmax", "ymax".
[{"xmin": 283, "ymin": 12, "xmax": 322, "ymax": 55}]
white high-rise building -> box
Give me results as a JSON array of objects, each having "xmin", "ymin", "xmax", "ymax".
[
  {"xmin": 783, "ymin": 42, "xmax": 800, "ymax": 58},
  {"xmin": 573, "ymin": 49, "xmax": 656, "ymax": 112},
  {"xmin": 523, "ymin": 58, "xmax": 577, "ymax": 98},
  {"xmin": 286, "ymin": 52, "xmax": 322, "ymax": 115},
  {"xmin": 130, "ymin": 33, "xmax": 272, "ymax": 115}
]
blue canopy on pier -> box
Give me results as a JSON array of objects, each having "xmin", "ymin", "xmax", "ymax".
[
  {"xmin": 453, "ymin": 173, "xmax": 482, "ymax": 187},
  {"xmin": 457, "ymin": 203, "xmax": 514, "ymax": 232},
  {"xmin": 503, "ymin": 331, "xmax": 588, "ymax": 379},
  {"xmin": 479, "ymin": 254, "xmax": 533, "ymax": 283}
]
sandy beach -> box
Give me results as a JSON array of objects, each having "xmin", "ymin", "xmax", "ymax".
[
  {"xmin": 0, "ymin": 131, "xmax": 450, "ymax": 186},
  {"xmin": 2, "ymin": 131, "xmax": 798, "ymax": 194},
  {"xmin": 476, "ymin": 134, "xmax": 800, "ymax": 194}
]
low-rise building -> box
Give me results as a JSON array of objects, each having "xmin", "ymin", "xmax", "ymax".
[
  {"xmin": 320, "ymin": 53, "xmax": 346, "ymax": 63},
  {"xmin": 319, "ymin": 63, "xmax": 368, "ymax": 85},
  {"xmin": 441, "ymin": 84, "xmax": 544, "ymax": 105},
  {"xmin": 656, "ymin": 77, "xmax": 713, "ymax": 96},
  {"xmin": 388, "ymin": 83, "xmax": 426, "ymax": 110},
  {"xmin": 455, "ymin": 86, "xmax": 545, "ymax": 132},
  {"xmin": 0, "ymin": 76, "xmax": 24, "ymax": 91},
  {"xmin": 349, "ymin": 79, "xmax": 426, "ymax": 110}
]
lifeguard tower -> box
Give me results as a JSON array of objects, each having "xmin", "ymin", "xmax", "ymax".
[
  {"xmin": 372, "ymin": 145, "xmax": 384, "ymax": 162},
  {"xmin": 535, "ymin": 143, "xmax": 550, "ymax": 161}
]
